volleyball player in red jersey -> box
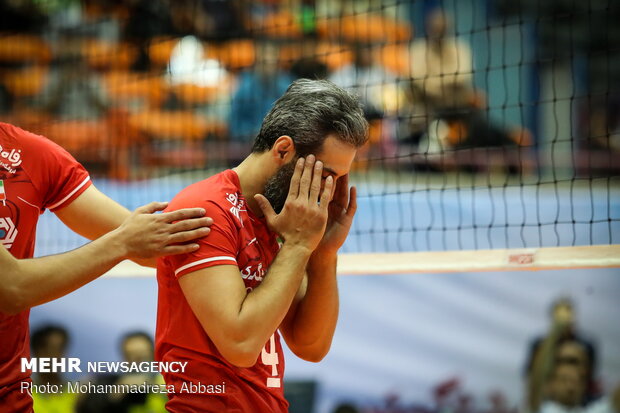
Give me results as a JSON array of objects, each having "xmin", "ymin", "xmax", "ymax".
[
  {"xmin": 156, "ymin": 79, "xmax": 369, "ymax": 412},
  {"xmin": 0, "ymin": 122, "xmax": 213, "ymax": 413}
]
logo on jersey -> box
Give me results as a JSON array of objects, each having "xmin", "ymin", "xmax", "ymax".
[
  {"xmin": 225, "ymin": 192, "xmax": 246, "ymax": 226},
  {"xmin": 240, "ymin": 262, "xmax": 265, "ymax": 282},
  {"xmin": 0, "ymin": 217, "xmax": 18, "ymax": 249},
  {"xmin": 0, "ymin": 180, "xmax": 6, "ymax": 206},
  {"xmin": 0, "ymin": 144, "xmax": 23, "ymax": 174}
]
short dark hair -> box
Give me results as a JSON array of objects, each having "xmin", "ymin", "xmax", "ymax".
[
  {"xmin": 31, "ymin": 325, "xmax": 69, "ymax": 353},
  {"xmin": 252, "ymin": 79, "xmax": 368, "ymax": 155}
]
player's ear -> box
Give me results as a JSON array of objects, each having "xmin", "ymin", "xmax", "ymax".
[{"xmin": 271, "ymin": 136, "xmax": 296, "ymax": 165}]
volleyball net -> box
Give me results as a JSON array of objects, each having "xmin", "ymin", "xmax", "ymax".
[{"xmin": 0, "ymin": 0, "xmax": 617, "ymax": 274}]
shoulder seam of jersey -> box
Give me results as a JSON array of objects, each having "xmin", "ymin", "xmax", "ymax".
[
  {"xmin": 47, "ymin": 176, "xmax": 91, "ymax": 210},
  {"xmin": 174, "ymin": 256, "xmax": 237, "ymax": 276}
]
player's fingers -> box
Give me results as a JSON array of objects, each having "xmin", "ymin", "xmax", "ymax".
[
  {"xmin": 135, "ymin": 201, "xmax": 168, "ymax": 215},
  {"xmin": 254, "ymin": 194, "xmax": 277, "ymax": 221},
  {"xmin": 287, "ymin": 157, "xmax": 304, "ymax": 199},
  {"xmin": 346, "ymin": 186, "xmax": 357, "ymax": 218},
  {"xmin": 169, "ymin": 217, "xmax": 213, "ymax": 233},
  {"xmin": 160, "ymin": 243, "xmax": 201, "ymax": 256},
  {"xmin": 297, "ymin": 155, "xmax": 315, "ymax": 200},
  {"xmin": 320, "ymin": 176, "xmax": 334, "ymax": 210},
  {"xmin": 309, "ymin": 160, "xmax": 323, "ymax": 203},
  {"xmin": 167, "ymin": 227, "xmax": 211, "ymax": 244},
  {"xmin": 159, "ymin": 207, "xmax": 207, "ymax": 223}
]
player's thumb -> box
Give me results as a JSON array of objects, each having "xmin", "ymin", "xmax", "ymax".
[{"xmin": 254, "ymin": 194, "xmax": 276, "ymax": 221}]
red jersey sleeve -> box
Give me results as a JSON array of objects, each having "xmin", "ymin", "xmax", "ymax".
[
  {"xmin": 166, "ymin": 200, "xmax": 240, "ymax": 278},
  {"xmin": 24, "ymin": 130, "xmax": 91, "ymax": 212}
]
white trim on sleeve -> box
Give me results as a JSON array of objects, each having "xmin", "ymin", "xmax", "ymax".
[
  {"xmin": 174, "ymin": 256, "xmax": 237, "ymax": 276},
  {"xmin": 48, "ymin": 176, "xmax": 91, "ymax": 210}
]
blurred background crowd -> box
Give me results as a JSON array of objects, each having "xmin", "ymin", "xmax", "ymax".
[
  {"xmin": 29, "ymin": 295, "xmax": 620, "ymax": 413},
  {"xmin": 0, "ymin": 0, "xmax": 618, "ymax": 180}
]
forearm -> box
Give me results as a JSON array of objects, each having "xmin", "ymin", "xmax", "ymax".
[
  {"xmin": 55, "ymin": 186, "xmax": 156, "ymax": 268},
  {"xmin": 287, "ymin": 249, "xmax": 339, "ymax": 359},
  {"xmin": 235, "ymin": 243, "xmax": 310, "ymax": 352},
  {"xmin": 3, "ymin": 231, "xmax": 127, "ymax": 314}
]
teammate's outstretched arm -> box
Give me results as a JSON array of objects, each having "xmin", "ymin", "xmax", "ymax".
[
  {"xmin": 0, "ymin": 202, "xmax": 211, "ymax": 315},
  {"xmin": 55, "ymin": 185, "xmax": 211, "ymax": 268},
  {"xmin": 179, "ymin": 156, "xmax": 333, "ymax": 367}
]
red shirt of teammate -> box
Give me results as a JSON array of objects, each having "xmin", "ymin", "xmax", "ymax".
[
  {"xmin": 156, "ymin": 169, "xmax": 288, "ymax": 412},
  {"xmin": 0, "ymin": 123, "xmax": 91, "ymax": 411}
]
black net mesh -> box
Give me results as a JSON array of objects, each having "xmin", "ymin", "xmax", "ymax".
[{"xmin": 0, "ymin": 0, "xmax": 617, "ymax": 256}]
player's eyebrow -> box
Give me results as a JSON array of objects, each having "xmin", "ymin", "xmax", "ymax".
[{"xmin": 322, "ymin": 166, "xmax": 338, "ymax": 177}]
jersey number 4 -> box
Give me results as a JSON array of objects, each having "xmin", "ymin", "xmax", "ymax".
[{"xmin": 261, "ymin": 334, "xmax": 280, "ymax": 388}]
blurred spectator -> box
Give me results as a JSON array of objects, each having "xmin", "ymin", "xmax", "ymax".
[
  {"xmin": 531, "ymin": 362, "xmax": 619, "ymax": 413},
  {"xmin": 434, "ymin": 377, "xmax": 462, "ymax": 413},
  {"xmin": 77, "ymin": 331, "xmax": 167, "ymax": 413},
  {"xmin": 330, "ymin": 42, "xmax": 395, "ymax": 120},
  {"xmin": 229, "ymin": 40, "xmax": 292, "ymax": 142},
  {"xmin": 539, "ymin": 363, "xmax": 586, "ymax": 413},
  {"xmin": 332, "ymin": 402, "xmax": 360, "ymax": 413},
  {"xmin": 167, "ymin": 35, "xmax": 229, "ymax": 87},
  {"xmin": 41, "ymin": 0, "xmax": 122, "ymax": 48},
  {"xmin": 486, "ymin": 390, "xmax": 516, "ymax": 413},
  {"xmin": 408, "ymin": 9, "xmax": 530, "ymax": 155},
  {"xmin": 35, "ymin": 53, "xmax": 109, "ymax": 121},
  {"xmin": 290, "ymin": 38, "xmax": 328, "ymax": 80},
  {"xmin": 201, "ymin": 0, "xmax": 248, "ymax": 39},
  {"xmin": 124, "ymin": 0, "xmax": 174, "ymax": 71},
  {"xmin": 410, "ymin": 9, "xmax": 474, "ymax": 116},
  {"xmin": 166, "ymin": 35, "xmax": 231, "ymax": 118},
  {"xmin": 330, "ymin": 42, "xmax": 403, "ymax": 160},
  {"xmin": 168, "ymin": 0, "xmax": 213, "ymax": 39},
  {"xmin": 525, "ymin": 297, "xmax": 599, "ymax": 411},
  {"xmin": 30, "ymin": 324, "xmax": 78, "ymax": 413}
]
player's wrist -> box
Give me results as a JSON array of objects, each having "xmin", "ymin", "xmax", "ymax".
[
  {"xmin": 311, "ymin": 245, "xmax": 338, "ymax": 261},
  {"xmin": 102, "ymin": 228, "xmax": 131, "ymax": 261},
  {"xmin": 280, "ymin": 241, "xmax": 314, "ymax": 257}
]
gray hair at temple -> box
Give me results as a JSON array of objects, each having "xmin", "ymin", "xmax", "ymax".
[{"xmin": 251, "ymin": 79, "xmax": 369, "ymax": 155}]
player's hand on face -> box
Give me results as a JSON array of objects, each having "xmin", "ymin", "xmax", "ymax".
[
  {"xmin": 318, "ymin": 173, "xmax": 357, "ymax": 254},
  {"xmin": 117, "ymin": 202, "xmax": 213, "ymax": 259},
  {"xmin": 255, "ymin": 155, "xmax": 334, "ymax": 253}
]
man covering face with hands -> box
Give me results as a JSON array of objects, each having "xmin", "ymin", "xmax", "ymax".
[{"xmin": 155, "ymin": 79, "xmax": 369, "ymax": 412}]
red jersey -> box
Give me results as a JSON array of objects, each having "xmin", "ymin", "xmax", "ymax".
[
  {"xmin": 156, "ymin": 169, "xmax": 289, "ymax": 413},
  {"xmin": 0, "ymin": 124, "xmax": 91, "ymax": 392}
]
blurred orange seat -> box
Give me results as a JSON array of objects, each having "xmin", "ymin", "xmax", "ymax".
[
  {"xmin": 0, "ymin": 34, "xmax": 51, "ymax": 63},
  {"xmin": 148, "ymin": 37, "xmax": 180, "ymax": 68},
  {"xmin": 36, "ymin": 120, "xmax": 110, "ymax": 153},
  {"xmin": 316, "ymin": 42, "xmax": 353, "ymax": 72},
  {"xmin": 104, "ymin": 72, "xmax": 165, "ymax": 109},
  {"xmin": 215, "ymin": 39, "xmax": 255, "ymax": 71},
  {"xmin": 129, "ymin": 110, "xmax": 227, "ymax": 141},
  {"xmin": 277, "ymin": 43, "xmax": 302, "ymax": 68},
  {"xmin": 1, "ymin": 65, "xmax": 48, "ymax": 97},
  {"xmin": 170, "ymin": 83, "xmax": 218, "ymax": 105},
  {"xmin": 317, "ymin": 15, "xmax": 412, "ymax": 43},
  {"xmin": 83, "ymin": 40, "xmax": 138, "ymax": 70},
  {"xmin": 377, "ymin": 43, "xmax": 411, "ymax": 77},
  {"xmin": 254, "ymin": 11, "xmax": 302, "ymax": 38}
]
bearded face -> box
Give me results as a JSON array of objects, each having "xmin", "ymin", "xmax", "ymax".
[{"xmin": 262, "ymin": 159, "xmax": 298, "ymax": 214}]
